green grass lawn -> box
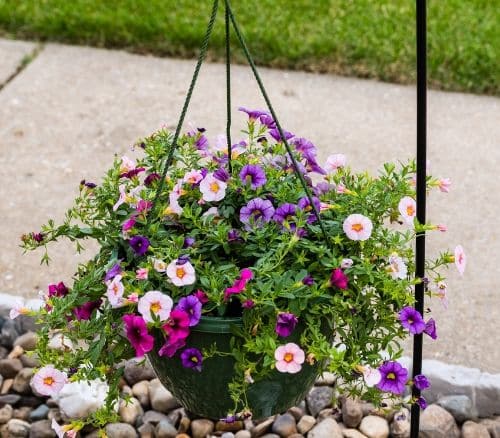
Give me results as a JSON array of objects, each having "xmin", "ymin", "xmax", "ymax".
[{"xmin": 0, "ymin": 0, "xmax": 498, "ymax": 95}]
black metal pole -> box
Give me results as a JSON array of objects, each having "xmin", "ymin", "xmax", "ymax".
[{"xmin": 411, "ymin": 1, "xmax": 427, "ymax": 437}]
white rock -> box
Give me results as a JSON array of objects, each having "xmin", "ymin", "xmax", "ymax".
[{"xmin": 358, "ymin": 415, "xmax": 389, "ymax": 438}]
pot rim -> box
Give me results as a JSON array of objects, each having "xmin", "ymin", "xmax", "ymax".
[{"xmin": 192, "ymin": 315, "xmax": 243, "ymax": 333}]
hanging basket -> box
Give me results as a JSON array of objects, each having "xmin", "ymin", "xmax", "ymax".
[{"xmin": 148, "ymin": 316, "xmax": 324, "ymax": 419}]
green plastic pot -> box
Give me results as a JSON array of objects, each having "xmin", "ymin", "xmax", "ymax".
[{"xmin": 147, "ymin": 316, "xmax": 322, "ymax": 419}]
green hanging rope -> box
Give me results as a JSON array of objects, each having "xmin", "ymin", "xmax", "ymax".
[
  {"xmin": 225, "ymin": 2, "xmax": 233, "ymax": 173},
  {"xmin": 151, "ymin": 0, "xmax": 219, "ymax": 215},
  {"xmin": 223, "ymin": 0, "xmax": 329, "ymax": 241}
]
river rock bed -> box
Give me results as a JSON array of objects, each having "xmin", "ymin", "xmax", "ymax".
[{"xmin": 1, "ymin": 314, "xmax": 499, "ymax": 438}]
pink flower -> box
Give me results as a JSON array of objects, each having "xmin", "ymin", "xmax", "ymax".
[
  {"xmin": 31, "ymin": 366, "xmax": 67, "ymax": 396},
  {"xmin": 162, "ymin": 309, "xmax": 190, "ymax": 343},
  {"xmin": 325, "ymin": 154, "xmax": 347, "ymax": 173},
  {"xmin": 120, "ymin": 156, "xmax": 136, "ymax": 173},
  {"xmin": 454, "ymin": 245, "xmax": 466, "ymax": 276},
  {"xmin": 152, "ymin": 258, "xmax": 167, "ymax": 272},
  {"xmin": 437, "ymin": 178, "xmax": 451, "ymax": 193},
  {"xmin": 123, "ymin": 314, "xmax": 154, "ymax": 357},
  {"xmin": 51, "ymin": 419, "xmax": 77, "ymax": 438},
  {"xmin": 341, "ymin": 258, "xmax": 353, "ymax": 269},
  {"xmin": 274, "ymin": 343, "xmax": 305, "ymax": 374},
  {"xmin": 199, "ymin": 173, "xmax": 227, "ymax": 202},
  {"xmin": 166, "ymin": 259, "xmax": 196, "ymax": 286},
  {"xmin": 106, "ymin": 275, "xmax": 124, "ymax": 307},
  {"xmin": 136, "ymin": 268, "xmax": 149, "ymax": 280},
  {"xmin": 126, "ymin": 293, "xmax": 139, "ymax": 304},
  {"xmin": 435, "ymin": 224, "xmax": 447, "ymax": 232},
  {"xmin": 135, "ymin": 199, "xmax": 152, "ymax": 213},
  {"xmin": 388, "ymin": 254, "xmax": 408, "ymax": 279},
  {"xmin": 398, "ymin": 196, "xmax": 416, "ymax": 226},
  {"xmin": 359, "ymin": 365, "xmax": 382, "ymax": 387},
  {"xmin": 336, "ymin": 183, "xmax": 346, "ymax": 194},
  {"xmin": 183, "ymin": 170, "xmax": 204, "ymax": 185},
  {"xmin": 432, "ymin": 281, "xmax": 448, "ymax": 309},
  {"xmin": 113, "ymin": 184, "xmax": 128, "ymax": 211},
  {"xmin": 330, "ymin": 268, "xmax": 348, "ymax": 289},
  {"xmin": 138, "ymin": 291, "xmax": 173, "ymax": 323},
  {"xmin": 343, "ymin": 214, "xmax": 373, "ymax": 241},
  {"xmin": 158, "ymin": 337, "xmax": 186, "ymax": 358},
  {"xmin": 224, "ymin": 269, "xmax": 253, "ymax": 301},
  {"xmin": 9, "ymin": 300, "xmax": 30, "ymax": 319},
  {"xmin": 194, "ymin": 289, "xmax": 209, "ymax": 304}
]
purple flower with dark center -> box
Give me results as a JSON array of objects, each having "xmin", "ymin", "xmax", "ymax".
[
  {"xmin": 214, "ymin": 167, "xmax": 230, "ymax": 182},
  {"xmin": 238, "ymin": 107, "xmax": 269, "ymax": 120},
  {"xmin": 227, "ymin": 229, "xmax": 240, "ymax": 242},
  {"xmin": 240, "ymin": 198, "xmax": 275, "ymax": 228},
  {"xmin": 259, "ymin": 114, "xmax": 276, "ymax": 129},
  {"xmin": 302, "ymin": 275, "xmax": 314, "ymax": 286},
  {"xmin": 413, "ymin": 374, "xmax": 431, "ymax": 391},
  {"xmin": 74, "ymin": 299, "xmax": 102, "ymax": 321},
  {"xmin": 129, "ymin": 236, "xmax": 150, "ymax": 256},
  {"xmin": 399, "ymin": 307, "xmax": 426, "ymax": 335},
  {"xmin": 104, "ymin": 263, "xmax": 122, "ymax": 282},
  {"xmin": 144, "ymin": 173, "xmax": 160, "ymax": 186},
  {"xmin": 273, "ymin": 203, "xmax": 298, "ymax": 231},
  {"xmin": 243, "ymin": 299, "xmax": 255, "ymax": 309},
  {"xmin": 121, "ymin": 167, "xmax": 145, "ymax": 179},
  {"xmin": 32, "ymin": 232, "xmax": 44, "ymax": 243},
  {"xmin": 275, "ymin": 312, "xmax": 298, "ymax": 337},
  {"xmin": 269, "ymin": 128, "xmax": 294, "ymax": 142},
  {"xmin": 176, "ymin": 295, "xmax": 202, "ymax": 327},
  {"xmin": 297, "ymin": 196, "xmax": 321, "ymax": 223},
  {"xmin": 313, "ymin": 182, "xmax": 335, "ymax": 196},
  {"xmin": 424, "ymin": 318, "xmax": 437, "ymax": 339},
  {"xmin": 48, "ymin": 282, "xmax": 69, "ymax": 298},
  {"xmin": 330, "ymin": 268, "xmax": 349, "ymax": 290},
  {"xmin": 176, "ymin": 255, "xmax": 190, "ymax": 265},
  {"xmin": 417, "ymin": 396, "xmax": 428, "ymax": 409},
  {"xmin": 377, "ymin": 361, "xmax": 408, "ymax": 395},
  {"xmin": 180, "ymin": 348, "xmax": 203, "ymax": 372},
  {"xmin": 239, "ymin": 165, "xmax": 267, "ymax": 190},
  {"xmin": 183, "ymin": 237, "xmax": 195, "ymax": 248}
]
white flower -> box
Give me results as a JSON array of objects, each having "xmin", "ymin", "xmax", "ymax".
[
  {"xmin": 454, "ymin": 245, "xmax": 466, "ymax": 276},
  {"xmin": 398, "ymin": 196, "xmax": 416, "ymax": 226},
  {"xmin": 388, "ymin": 254, "xmax": 408, "ymax": 279},
  {"xmin": 106, "ymin": 275, "xmax": 124, "ymax": 307},
  {"xmin": 360, "ymin": 365, "xmax": 382, "ymax": 387},
  {"xmin": 199, "ymin": 173, "xmax": 227, "ymax": 202},
  {"xmin": 183, "ymin": 170, "xmax": 204, "ymax": 185},
  {"xmin": 325, "ymin": 154, "xmax": 347, "ymax": 173},
  {"xmin": 152, "ymin": 258, "xmax": 167, "ymax": 272},
  {"xmin": 166, "ymin": 259, "xmax": 196, "ymax": 286},
  {"xmin": 48, "ymin": 332, "xmax": 74, "ymax": 351},
  {"xmin": 31, "ymin": 366, "xmax": 67, "ymax": 396},
  {"xmin": 138, "ymin": 291, "xmax": 173, "ymax": 323},
  {"xmin": 120, "ymin": 156, "xmax": 136, "ymax": 173},
  {"xmin": 202, "ymin": 207, "xmax": 220, "ymax": 219},
  {"xmin": 343, "ymin": 214, "xmax": 373, "ymax": 241}
]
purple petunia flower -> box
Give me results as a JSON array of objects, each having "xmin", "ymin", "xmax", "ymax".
[
  {"xmin": 413, "ymin": 374, "xmax": 431, "ymax": 391},
  {"xmin": 129, "ymin": 236, "xmax": 150, "ymax": 256},
  {"xmin": 399, "ymin": 306, "xmax": 426, "ymax": 335},
  {"xmin": 297, "ymin": 196, "xmax": 321, "ymax": 223},
  {"xmin": 313, "ymin": 182, "xmax": 335, "ymax": 196},
  {"xmin": 269, "ymin": 128, "xmax": 294, "ymax": 142},
  {"xmin": 273, "ymin": 203, "xmax": 298, "ymax": 231},
  {"xmin": 239, "ymin": 165, "xmax": 267, "ymax": 190},
  {"xmin": 275, "ymin": 312, "xmax": 298, "ymax": 337},
  {"xmin": 74, "ymin": 299, "xmax": 102, "ymax": 321},
  {"xmin": 176, "ymin": 295, "xmax": 202, "ymax": 327},
  {"xmin": 180, "ymin": 348, "xmax": 203, "ymax": 372},
  {"xmin": 302, "ymin": 274, "xmax": 314, "ymax": 286},
  {"xmin": 214, "ymin": 167, "xmax": 230, "ymax": 182},
  {"xmin": 104, "ymin": 263, "xmax": 122, "ymax": 282},
  {"xmin": 183, "ymin": 237, "xmax": 195, "ymax": 248},
  {"xmin": 259, "ymin": 114, "xmax": 276, "ymax": 129},
  {"xmin": 377, "ymin": 361, "xmax": 408, "ymax": 395},
  {"xmin": 32, "ymin": 232, "xmax": 44, "ymax": 243},
  {"xmin": 195, "ymin": 135, "xmax": 208, "ymax": 151},
  {"xmin": 158, "ymin": 337, "xmax": 186, "ymax": 358},
  {"xmin": 121, "ymin": 167, "xmax": 145, "ymax": 179},
  {"xmin": 144, "ymin": 173, "xmax": 161, "ymax": 187},
  {"xmin": 227, "ymin": 229, "xmax": 241, "ymax": 242},
  {"xmin": 240, "ymin": 198, "xmax": 275, "ymax": 228},
  {"xmin": 238, "ymin": 107, "xmax": 269, "ymax": 120},
  {"xmin": 424, "ymin": 318, "xmax": 437, "ymax": 339},
  {"xmin": 417, "ymin": 396, "xmax": 428, "ymax": 409}
]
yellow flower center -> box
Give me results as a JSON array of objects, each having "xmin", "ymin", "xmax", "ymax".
[
  {"xmin": 150, "ymin": 301, "xmax": 161, "ymax": 313},
  {"xmin": 352, "ymin": 223, "xmax": 363, "ymax": 232},
  {"xmin": 406, "ymin": 205, "xmax": 415, "ymax": 216},
  {"xmin": 43, "ymin": 376, "xmax": 55, "ymax": 386},
  {"xmin": 387, "ymin": 372, "xmax": 396, "ymax": 380},
  {"xmin": 176, "ymin": 267, "xmax": 186, "ymax": 279},
  {"xmin": 210, "ymin": 181, "xmax": 220, "ymax": 193},
  {"xmin": 191, "ymin": 356, "xmax": 199, "ymax": 363},
  {"xmin": 284, "ymin": 353, "xmax": 294, "ymax": 363}
]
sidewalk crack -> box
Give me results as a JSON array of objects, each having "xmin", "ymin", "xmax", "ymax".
[{"xmin": 0, "ymin": 43, "xmax": 44, "ymax": 92}]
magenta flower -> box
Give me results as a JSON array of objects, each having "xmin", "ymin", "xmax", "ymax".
[
  {"xmin": 129, "ymin": 235, "xmax": 150, "ymax": 256},
  {"xmin": 330, "ymin": 268, "xmax": 349, "ymax": 290},
  {"xmin": 243, "ymin": 299, "xmax": 255, "ymax": 309},
  {"xmin": 224, "ymin": 269, "xmax": 253, "ymax": 301},
  {"xmin": 48, "ymin": 282, "xmax": 69, "ymax": 298},
  {"xmin": 275, "ymin": 313, "xmax": 298, "ymax": 337},
  {"xmin": 239, "ymin": 165, "xmax": 267, "ymax": 190},
  {"xmin": 163, "ymin": 309, "xmax": 190, "ymax": 343},
  {"xmin": 74, "ymin": 299, "xmax": 102, "ymax": 321},
  {"xmin": 194, "ymin": 289, "xmax": 209, "ymax": 304},
  {"xmin": 104, "ymin": 263, "xmax": 122, "ymax": 282},
  {"xmin": 240, "ymin": 198, "xmax": 275, "ymax": 228},
  {"xmin": 376, "ymin": 361, "xmax": 408, "ymax": 395},
  {"xmin": 413, "ymin": 374, "xmax": 431, "ymax": 390},
  {"xmin": 176, "ymin": 295, "xmax": 202, "ymax": 327},
  {"xmin": 135, "ymin": 199, "xmax": 153, "ymax": 213},
  {"xmin": 399, "ymin": 307, "xmax": 426, "ymax": 335},
  {"xmin": 158, "ymin": 337, "xmax": 186, "ymax": 358},
  {"xmin": 144, "ymin": 172, "xmax": 160, "ymax": 186},
  {"xmin": 32, "ymin": 232, "xmax": 45, "ymax": 243},
  {"xmin": 122, "ymin": 314, "xmax": 154, "ymax": 357},
  {"xmin": 121, "ymin": 167, "xmax": 145, "ymax": 179},
  {"xmin": 424, "ymin": 318, "xmax": 437, "ymax": 339},
  {"xmin": 180, "ymin": 348, "xmax": 203, "ymax": 372},
  {"xmin": 122, "ymin": 217, "xmax": 136, "ymax": 233}
]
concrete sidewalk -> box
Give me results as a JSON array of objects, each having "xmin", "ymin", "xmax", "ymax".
[{"xmin": 0, "ymin": 39, "xmax": 499, "ymax": 373}]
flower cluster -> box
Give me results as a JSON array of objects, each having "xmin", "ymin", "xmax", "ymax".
[{"xmin": 20, "ymin": 108, "xmax": 464, "ymax": 432}]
